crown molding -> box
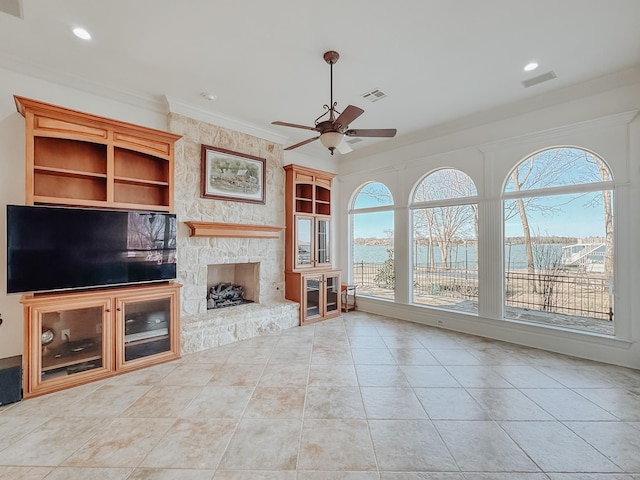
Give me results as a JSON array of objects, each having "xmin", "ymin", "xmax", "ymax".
[
  {"xmin": 0, "ymin": 53, "xmax": 167, "ymax": 114},
  {"xmin": 477, "ymin": 110, "xmax": 639, "ymax": 153},
  {"xmin": 164, "ymin": 95, "xmax": 288, "ymax": 144}
]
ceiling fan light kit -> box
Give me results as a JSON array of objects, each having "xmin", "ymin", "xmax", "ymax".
[
  {"xmin": 319, "ymin": 131, "xmax": 344, "ymax": 150},
  {"xmin": 273, "ymin": 50, "xmax": 397, "ymax": 155}
]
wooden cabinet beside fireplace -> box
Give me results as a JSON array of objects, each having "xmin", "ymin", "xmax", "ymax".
[
  {"xmin": 284, "ymin": 164, "xmax": 341, "ymax": 324},
  {"xmin": 285, "ymin": 270, "xmax": 342, "ymax": 324},
  {"xmin": 22, "ymin": 282, "xmax": 181, "ymax": 398}
]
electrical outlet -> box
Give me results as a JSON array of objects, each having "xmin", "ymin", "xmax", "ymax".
[{"xmin": 61, "ymin": 328, "xmax": 70, "ymax": 341}]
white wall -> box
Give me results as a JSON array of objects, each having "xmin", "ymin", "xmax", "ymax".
[{"xmin": 337, "ymin": 76, "xmax": 640, "ymax": 369}]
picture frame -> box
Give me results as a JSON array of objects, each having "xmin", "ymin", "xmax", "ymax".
[{"xmin": 200, "ymin": 144, "xmax": 266, "ymax": 204}]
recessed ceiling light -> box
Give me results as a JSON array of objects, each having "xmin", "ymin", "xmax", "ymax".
[
  {"xmin": 201, "ymin": 92, "xmax": 217, "ymax": 101},
  {"xmin": 524, "ymin": 61, "xmax": 539, "ymax": 72},
  {"xmin": 72, "ymin": 27, "xmax": 91, "ymax": 40}
]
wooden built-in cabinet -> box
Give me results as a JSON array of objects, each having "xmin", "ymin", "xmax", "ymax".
[
  {"xmin": 284, "ymin": 164, "xmax": 334, "ymax": 272},
  {"xmin": 284, "ymin": 165, "xmax": 341, "ymax": 324},
  {"xmin": 15, "ymin": 96, "xmax": 181, "ymax": 211},
  {"xmin": 22, "ymin": 282, "xmax": 181, "ymax": 398},
  {"xmin": 285, "ymin": 270, "xmax": 341, "ymax": 324},
  {"xmin": 15, "ymin": 97, "xmax": 183, "ymax": 397}
]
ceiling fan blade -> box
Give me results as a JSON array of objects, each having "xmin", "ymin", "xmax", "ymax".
[
  {"xmin": 284, "ymin": 136, "xmax": 320, "ymax": 150},
  {"xmin": 334, "ymin": 105, "xmax": 364, "ymax": 130},
  {"xmin": 272, "ymin": 121, "xmax": 317, "ymax": 132},
  {"xmin": 336, "ymin": 139, "xmax": 353, "ymax": 154},
  {"xmin": 346, "ymin": 128, "xmax": 397, "ymax": 138}
]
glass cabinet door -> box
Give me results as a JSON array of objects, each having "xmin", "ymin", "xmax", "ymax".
[
  {"xmin": 36, "ymin": 300, "xmax": 110, "ymax": 387},
  {"xmin": 301, "ymin": 271, "xmax": 341, "ymax": 323},
  {"xmin": 296, "ymin": 216, "xmax": 314, "ymax": 268},
  {"xmin": 316, "ymin": 218, "xmax": 331, "ymax": 266},
  {"xmin": 120, "ymin": 296, "xmax": 172, "ymax": 365},
  {"xmin": 324, "ymin": 273, "xmax": 340, "ymax": 315},
  {"xmin": 303, "ymin": 275, "xmax": 322, "ymax": 320}
]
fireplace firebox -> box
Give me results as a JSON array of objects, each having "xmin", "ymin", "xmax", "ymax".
[{"xmin": 206, "ymin": 262, "xmax": 259, "ymax": 309}]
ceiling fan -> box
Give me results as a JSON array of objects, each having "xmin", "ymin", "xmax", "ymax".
[{"xmin": 272, "ymin": 51, "xmax": 397, "ymax": 155}]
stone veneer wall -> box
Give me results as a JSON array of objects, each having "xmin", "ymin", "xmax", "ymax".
[{"xmin": 168, "ymin": 113, "xmax": 298, "ymax": 354}]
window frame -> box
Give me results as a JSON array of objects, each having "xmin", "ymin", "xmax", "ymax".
[
  {"xmin": 409, "ymin": 168, "xmax": 479, "ymax": 309},
  {"xmin": 501, "ymin": 146, "xmax": 616, "ymax": 333}
]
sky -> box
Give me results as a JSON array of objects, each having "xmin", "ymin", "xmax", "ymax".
[
  {"xmin": 353, "ymin": 184, "xmax": 609, "ymax": 240},
  {"xmin": 352, "ymin": 149, "xmax": 611, "ymax": 240}
]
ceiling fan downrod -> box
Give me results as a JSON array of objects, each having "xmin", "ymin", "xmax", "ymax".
[{"xmin": 324, "ymin": 51, "xmax": 340, "ymax": 123}]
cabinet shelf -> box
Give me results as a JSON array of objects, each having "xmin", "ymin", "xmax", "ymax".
[
  {"xmin": 114, "ymin": 176, "xmax": 170, "ymax": 187},
  {"xmin": 125, "ymin": 329, "xmax": 169, "ymax": 344},
  {"xmin": 33, "ymin": 177, "xmax": 108, "ymax": 203},
  {"xmin": 16, "ymin": 95, "xmax": 179, "ymax": 211},
  {"xmin": 42, "ymin": 347, "xmax": 102, "ymax": 372},
  {"xmin": 34, "ymin": 166, "xmax": 108, "ymax": 180},
  {"xmin": 113, "ymin": 183, "xmax": 169, "ymax": 208},
  {"xmin": 296, "ymin": 184, "xmax": 313, "ymax": 200},
  {"xmin": 315, "ymin": 187, "xmax": 331, "ymax": 203},
  {"xmin": 295, "ymin": 200, "xmax": 313, "ymax": 214}
]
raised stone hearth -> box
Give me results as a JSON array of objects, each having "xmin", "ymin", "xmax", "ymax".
[
  {"xmin": 181, "ymin": 302, "xmax": 298, "ymax": 353},
  {"xmin": 169, "ymin": 113, "xmax": 299, "ymax": 355}
]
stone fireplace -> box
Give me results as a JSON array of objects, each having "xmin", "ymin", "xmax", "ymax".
[{"xmin": 168, "ymin": 112, "xmax": 299, "ymax": 354}]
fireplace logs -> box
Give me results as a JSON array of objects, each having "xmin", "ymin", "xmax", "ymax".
[{"xmin": 207, "ymin": 283, "xmax": 247, "ymax": 309}]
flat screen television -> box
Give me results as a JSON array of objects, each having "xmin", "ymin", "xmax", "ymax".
[{"xmin": 6, "ymin": 205, "xmax": 177, "ymax": 294}]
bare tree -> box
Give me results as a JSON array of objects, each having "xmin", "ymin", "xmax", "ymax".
[
  {"xmin": 413, "ymin": 169, "xmax": 477, "ymax": 268},
  {"xmin": 356, "ymin": 182, "xmax": 393, "ymax": 206},
  {"xmin": 505, "ymin": 149, "xmax": 579, "ymax": 279},
  {"xmin": 581, "ymin": 152, "xmax": 614, "ymax": 279},
  {"xmin": 532, "ymin": 237, "xmax": 564, "ymax": 312}
]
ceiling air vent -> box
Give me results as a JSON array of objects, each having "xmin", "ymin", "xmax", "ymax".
[
  {"xmin": 346, "ymin": 137, "xmax": 363, "ymax": 145},
  {"xmin": 0, "ymin": 0, "xmax": 23, "ymax": 18},
  {"xmin": 522, "ymin": 71, "xmax": 557, "ymax": 88},
  {"xmin": 361, "ymin": 88, "xmax": 387, "ymax": 102}
]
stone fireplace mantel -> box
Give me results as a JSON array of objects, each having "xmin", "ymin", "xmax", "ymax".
[{"xmin": 185, "ymin": 221, "xmax": 283, "ymax": 238}]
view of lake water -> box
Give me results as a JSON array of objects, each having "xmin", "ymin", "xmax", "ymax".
[{"xmin": 353, "ymin": 244, "xmax": 567, "ymax": 270}]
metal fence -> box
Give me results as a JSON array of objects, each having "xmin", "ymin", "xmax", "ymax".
[
  {"xmin": 505, "ymin": 270, "xmax": 612, "ymax": 321},
  {"xmin": 352, "ymin": 261, "xmax": 613, "ymax": 321}
]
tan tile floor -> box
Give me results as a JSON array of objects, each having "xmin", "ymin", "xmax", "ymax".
[{"xmin": 1, "ymin": 311, "xmax": 640, "ymax": 479}]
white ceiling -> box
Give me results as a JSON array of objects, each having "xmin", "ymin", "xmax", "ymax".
[{"xmin": 1, "ymin": 0, "xmax": 639, "ymax": 160}]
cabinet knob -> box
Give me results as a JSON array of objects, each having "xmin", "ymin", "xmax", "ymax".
[
  {"xmin": 117, "ymin": 308, "xmax": 121, "ymax": 312},
  {"xmin": 105, "ymin": 309, "xmax": 110, "ymax": 313}
]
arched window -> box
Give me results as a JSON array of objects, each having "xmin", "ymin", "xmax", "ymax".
[
  {"xmin": 349, "ymin": 182, "xmax": 395, "ymax": 299},
  {"xmin": 410, "ymin": 168, "xmax": 478, "ymax": 312},
  {"xmin": 502, "ymin": 146, "xmax": 615, "ymax": 334}
]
